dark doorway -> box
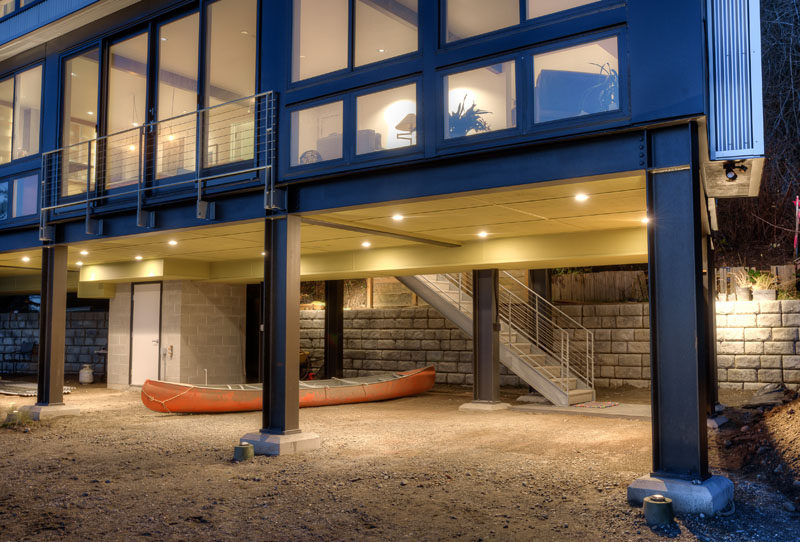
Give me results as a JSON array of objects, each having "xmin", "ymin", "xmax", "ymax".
[{"xmin": 245, "ymin": 282, "xmax": 263, "ymax": 383}]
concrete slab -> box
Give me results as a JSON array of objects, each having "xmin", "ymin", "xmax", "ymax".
[
  {"xmin": 510, "ymin": 402, "xmax": 651, "ymax": 420},
  {"xmin": 628, "ymin": 475, "xmax": 734, "ymax": 516},
  {"xmin": 459, "ymin": 401, "xmax": 511, "ymax": 412},
  {"xmin": 18, "ymin": 404, "xmax": 80, "ymax": 421},
  {"xmin": 240, "ymin": 431, "xmax": 321, "ymax": 456},
  {"xmin": 516, "ymin": 393, "xmax": 549, "ymax": 404},
  {"xmin": 706, "ymin": 415, "xmax": 729, "ymax": 430}
]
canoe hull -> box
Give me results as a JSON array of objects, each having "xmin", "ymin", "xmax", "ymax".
[{"xmin": 141, "ymin": 366, "xmax": 435, "ymax": 414}]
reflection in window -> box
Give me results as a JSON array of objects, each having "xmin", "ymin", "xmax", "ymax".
[
  {"xmin": 0, "ymin": 78, "xmax": 12, "ymax": 164},
  {"xmin": 292, "ymin": 0, "xmax": 348, "ymax": 81},
  {"xmin": 62, "ymin": 49, "xmax": 99, "ymax": 197},
  {"xmin": 12, "ymin": 174, "xmax": 37, "ymax": 217},
  {"xmin": 106, "ymin": 33, "xmax": 148, "ymax": 189},
  {"xmin": 0, "ymin": 182, "xmax": 7, "ymax": 220},
  {"xmin": 527, "ymin": 0, "xmax": 597, "ymax": 19},
  {"xmin": 291, "ymin": 101, "xmax": 343, "ymax": 166},
  {"xmin": 206, "ymin": 0, "xmax": 257, "ymax": 167},
  {"xmin": 0, "ymin": 0, "xmax": 14, "ymax": 17},
  {"xmin": 355, "ymin": 0, "xmax": 418, "ymax": 67},
  {"xmin": 157, "ymin": 12, "xmax": 199, "ymax": 178},
  {"xmin": 445, "ymin": 61, "xmax": 516, "ymax": 139},
  {"xmin": 446, "ymin": 0, "xmax": 518, "ymax": 42},
  {"xmin": 356, "ymin": 84, "xmax": 416, "ymax": 154},
  {"xmin": 533, "ymin": 37, "xmax": 619, "ymax": 123},
  {"xmin": 13, "ymin": 65, "xmax": 41, "ymax": 160}
]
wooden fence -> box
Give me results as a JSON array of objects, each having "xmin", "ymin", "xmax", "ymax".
[{"xmin": 551, "ymin": 271, "xmax": 649, "ymax": 303}]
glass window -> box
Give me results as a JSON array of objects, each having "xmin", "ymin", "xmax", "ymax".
[
  {"xmin": 205, "ymin": 0, "xmax": 257, "ymax": 167},
  {"xmin": 157, "ymin": 12, "xmax": 199, "ymax": 178},
  {"xmin": 533, "ymin": 37, "xmax": 619, "ymax": 123},
  {"xmin": 356, "ymin": 83, "xmax": 416, "ymax": 154},
  {"xmin": 0, "ymin": 77, "xmax": 12, "ymax": 164},
  {"xmin": 12, "ymin": 65, "xmax": 41, "ymax": 159},
  {"xmin": 292, "ymin": 0, "xmax": 348, "ymax": 81},
  {"xmin": 354, "ymin": 0, "xmax": 418, "ymax": 67},
  {"xmin": 62, "ymin": 49, "xmax": 99, "ymax": 197},
  {"xmin": 106, "ymin": 33, "xmax": 148, "ymax": 189},
  {"xmin": 445, "ymin": 61, "xmax": 516, "ymax": 139},
  {"xmin": 0, "ymin": 182, "xmax": 7, "ymax": 220},
  {"xmin": 0, "ymin": 0, "xmax": 14, "ymax": 17},
  {"xmin": 527, "ymin": 0, "xmax": 597, "ymax": 19},
  {"xmin": 290, "ymin": 101, "xmax": 343, "ymax": 166},
  {"xmin": 446, "ymin": 0, "xmax": 519, "ymax": 43},
  {"xmin": 12, "ymin": 174, "xmax": 37, "ymax": 217}
]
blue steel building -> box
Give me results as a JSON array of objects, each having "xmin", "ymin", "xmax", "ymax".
[{"xmin": 0, "ymin": 0, "xmax": 764, "ymax": 512}]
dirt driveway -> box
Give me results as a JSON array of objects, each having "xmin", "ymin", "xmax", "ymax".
[{"xmin": 0, "ymin": 385, "xmax": 797, "ymax": 541}]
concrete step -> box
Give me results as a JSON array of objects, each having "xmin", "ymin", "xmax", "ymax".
[{"xmin": 567, "ymin": 389, "xmax": 595, "ymax": 405}]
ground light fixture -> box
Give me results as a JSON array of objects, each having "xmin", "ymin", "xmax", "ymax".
[
  {"xmin": 168, "ymin": 240, "xmax": 178, "ymax": 246},
  {"xmin": 21, "ymin": 256, "xmax": 30, "ymax": 263},
  {"xmin": 80, "ymin": 250, "xmax": 89, "ymax": 256},
  {"xmin": 361, "ymin": 241, "xmax": 372, "ymax": 248},
  {"xmin": 477, "ymin": 231, "xmax": 488, "ymax": 238},
  {"xmin": 575, "ymin": 193, "xmax": 589, "ymax": 202}
]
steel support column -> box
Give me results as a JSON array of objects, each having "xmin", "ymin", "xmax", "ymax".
[
  {"xmin": 705, "ymin": 235, "xmax": 719, "ymax": 412},
  {"xmin": 323, "ymin": 280, "xmax": 344, "ymax": 379},
  {"xmin": 261, "ymin": 214, "xmax": 301, "ymax": 435},
  {"xmin": 646, "ymin": 127, "xmax": 710, "ymax": 480},
  {"xmin": 37, "ymin": 245, "xmax": 68, "ymax": 406},
  {"xmin": 472, "ymin": 269, "xmax": 500, "ymax": 402}
]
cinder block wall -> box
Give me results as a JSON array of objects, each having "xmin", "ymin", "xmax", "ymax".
[
  {"xmin": 0, "ymin": 311, "xmax": 108, "ymax": 378},
  {"xmin": 108, "ymin": 284, "xmax": 132, "ymax": 387}
]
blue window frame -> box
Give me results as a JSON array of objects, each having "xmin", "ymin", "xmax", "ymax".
[
  {"xmin": 0, "ymin": 63, "xmax": 43, "ymax": 167},
  {"xmin": 0, "ymin": 181, "xmax": 8, "ymax": 220},
  {"xmin": 0, "ymin": 172, "xmax": 38, "ymax": 223}
]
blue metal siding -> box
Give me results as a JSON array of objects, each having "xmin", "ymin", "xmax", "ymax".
[{"xmin": 0, "ymin": 0, "xmax": 101, "ymax": 47}]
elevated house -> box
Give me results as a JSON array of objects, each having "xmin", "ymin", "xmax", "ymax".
[{"xmin": 0, "ymin": 0, "xmax": 764, "ymax": 513}]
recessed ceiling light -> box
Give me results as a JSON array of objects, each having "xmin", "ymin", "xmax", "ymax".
[
  {"xmin": 377, "ymin": 48, "xmax": 385, "ymax": 53},
  {"xmin": 128, "ymin": 144, "xmax": 136, "ymax": 152},
  {"xmin": 392, "ymin": 214, "xmax": 404, "ymax": 221},
  {"xmin": 575, "ymin": 193, "xmax": 589, "ymax": 202},
  {"xmin": 361, "ymin": 241, "xmax": 372, "ymax": 248},
  {"xmin": 76, "ymin": 261, "xmax": 83, "ymax": 267},
  {"xmin": 134, "ymin": 255, "xmax": 143, "ymax": 261},
  {"xmin": 641, "ymin": 217, "xmax": 650, "ymax": 224},
  {"xmin": 21, "ymin": 256, "xmax": 30, "ymax": 263},
  {"xmin": 261, "ymin": 252, "xmax": 266, "ymax": 256},
  {"xmin": 87, "ymin": 111, "xmax": 94, "ymax": 116},
  {"xmin": 477, "ymin": 231, "xmax": 488, "ymax": 238},
  {"xmin": 160, "ymin": 37, "xmax": 167, "ymax": 41},
  {"xmin": 168, "ymin": 240, "xmax": 178, "ymax": 246},
  {"xmin": 80, "ymin": 250, "xmax": 89, "ymax": 256},
  {"xmin": 131, "ymin": 122, "xmax": 139, "ymax": 127}
]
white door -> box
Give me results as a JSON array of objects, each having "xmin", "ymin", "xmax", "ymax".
[{"xmin": 130, "ymin": 283, "xmax": 161, "ymax": 386}]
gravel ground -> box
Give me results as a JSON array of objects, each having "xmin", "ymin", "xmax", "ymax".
[{"xmin": 0, "ymin": 384, "xmax": 798, "ymax": 541}]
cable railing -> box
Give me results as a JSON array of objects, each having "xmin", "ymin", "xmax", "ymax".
[
  {"xmin": 418, "ymin": 271, "xmax": 594, "ymax": 393},
  {"xmin": 39, "ymin": 91, "xmax": 277, "ymax": 241}
]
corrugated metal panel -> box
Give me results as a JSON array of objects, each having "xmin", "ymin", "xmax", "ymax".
[{"xmin": 706, "ymin": 0, "xmax": 764, "ymax": 160}]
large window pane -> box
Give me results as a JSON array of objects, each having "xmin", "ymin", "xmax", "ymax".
[
  {"xmin": 12, "ymin": 65, "xmax": 41, "ymax": 160},
  {"xmin": 106, "ymin": 33, "xmax": 148, "ymax": 189},
  {"xmin": 445, "ymin": 61, "xmax": 516, "ymax": 139},
  {"xmin": 527, "ymin": 0, "xmax": 597, "ymax": 19},
  {"xmin": 290, "ymin": 101, "xmax": 343, "ymax": 166},
  {"xmin": 356, "ymin": 84, "xmax": 416, "ymax": 154},
  {"xmin": 0, "ymin": 77, "xmax": 12, "ymax": 164},
  {"xmin": 12, "ymin": 174, "xmax": 37, "ymax": 217},
  {"xmin": 355, "ymin": 0, "xmax": 417, "ymax": 67},
  {"xmin": 157, "ymin": 13, "xmax": 199, "ymax": 179},
  {"xmin": 0, "ymin": 182, "xmax": 7, "ymax": 220},
  {"xmin": 62, "ymin": 49, "xmax": 99, "ymax": 197},
  {"xmin": 446, "ymin": 0, "xmax": 519, "ymax": 43},
  {"xmin": 533, "ymin": 37, "xmax": 619, "ymax": 123},
  {"xmin": 292, "ymin": 0, "xmax": 348, "ymax": 81},
  {"xmin": 206, "ymin": 0, "xmax": 257, "ymax": 167}
]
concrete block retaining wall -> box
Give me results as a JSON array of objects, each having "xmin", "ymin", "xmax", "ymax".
[{"xmin": 0, "ymin": 311, "xmax": 108, "ymax": 378}]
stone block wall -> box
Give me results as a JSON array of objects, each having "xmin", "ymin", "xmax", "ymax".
[
  {"xmin": 108, "ymin": 283, "xmax": 131, "ymax": 387},
  {"xmin": 0, "ymin": 311, "xmax": 108, "ymax": 379}
]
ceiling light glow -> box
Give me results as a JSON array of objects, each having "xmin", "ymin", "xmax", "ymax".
[
  {"xmin": 361, "ymin": 241, "xmax": 372, "ymax": 248},
  {"xmin": 21, "ymin": 256, "xmax": 30, "ymax": 263},
  {"xmin": 575, "ymin": 193, "xmax": 589, "ymax": 202},
  {"xmin": 392, "ymin": 214, "xmax": 404, "ymax": 221},
  {"xmin": 80, "ymin": 250, "xmax": 89, "ymax": 256},
  {"xmin": 168, "ymin": 240, "xmax": 178, "ymax": 246},
  {"xmin": 477, "ymin": 231, "xmax": 488, "ymax": 238},
  {"xmin": 641, "ymin": 217, "xmax": 650, "ymax": 225},
  {"xmin": 76, "ymin": 261, "xmax": 83, "ymax": 267},
  {"xmin": 134, "ymin": 255, "xmax": 143, "ymax": 261}
]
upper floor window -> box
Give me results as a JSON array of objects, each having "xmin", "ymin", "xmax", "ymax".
[
  {"xmin": 533, "ymin": 36, "xmax": 619, "ymax": 123},
  {"xmin": 291, "ymin": 100, "xmax": 344, "ymax": 166},
  {"xmin": 62, "ymin": 48, "xmax": 99, "ymax": 197},
  {"xmin": 357, "ymin": 83, "xmax": 417, "ymax": 154},
  {"xmin": 445, "ymin": 61, "xmax": 516, "ymax": 139},
  {"xmin": 446, "ymin": 0, "xmax": 600, "ymax": 43},
  {"xmin": 292, "ymin": 0, "xmax": 419, "ymax": 82},
  {"xmin": 0, "ymin": 173, "xmax": 37, "ymax": 220},
  {"xmin": 0, "ymin": 65, "xmax": 42, "ymax": 165}
]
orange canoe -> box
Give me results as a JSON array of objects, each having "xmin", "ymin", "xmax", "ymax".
[{"xmin": 141, "ymin": 366, "xmax": 435, "ymax": 414}]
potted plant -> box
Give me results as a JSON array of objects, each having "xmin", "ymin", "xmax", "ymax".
[
  {"xmin": 732, "ymin": 269, "xmax": 752, "ymax": 301},
  {"xmin": 751, "ymin": 271, "xmax": 778, "ymax": 301},
  {"xmin": 448, "ymin": 95, "xmax": 490, "ymax": 138}
]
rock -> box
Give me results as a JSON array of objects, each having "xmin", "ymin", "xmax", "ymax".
[
  {"xmin": 400, "ymin": 480, "xmax": 408, "ymax": 486},
  {"xmin": 740, "ymin": 425, "xmax": 750, "ymax": 432},
  {"xmin": 783, "ymin": 502, "xmax": 796, "ymax": 513}
]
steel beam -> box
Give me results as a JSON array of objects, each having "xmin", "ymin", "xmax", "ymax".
[
  {"xmin": 261, "ymin": 214, "xmax": 301, "ymax": 435},
  {"xmin": 646, "ymin": 125, "xmax": 710, "ymax": 480},
  {"xmin": 37, "ymin": 245, "xmax": 68, "ymax": 406},
  {"xmin": 323, "ymin": 280, "xmax": 344, "ymax": 379},
  {"xmin": 472, "ymin": 269, "xmax": 500, "ymax": 402}
]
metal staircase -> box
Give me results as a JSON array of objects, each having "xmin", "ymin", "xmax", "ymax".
[{"xmin": 397, "ymin": 272, "xmax": 594, "ymax": 406}]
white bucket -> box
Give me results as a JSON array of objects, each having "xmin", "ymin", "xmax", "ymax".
[{"xmin": 79, "ymin": 364, "xmax": 94, "ymax": 385}]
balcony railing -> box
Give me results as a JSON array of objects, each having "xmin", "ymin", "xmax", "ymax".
[{"xmin": 39, "ymin": 91, "xmax": 276, "ymax": 240}]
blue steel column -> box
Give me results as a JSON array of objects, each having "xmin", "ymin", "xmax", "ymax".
[
  {"xmin": 262, "ymin": 214, "xmax": 301, "ymax": 434},
  {"xmin": 472, "ymin": 269, "xmax": 500, "ymax": 402},
  {"xmin": 323, "ymin": 280, "xmax": 344, "ymax": 379},
  {"xmin": 37, "ymin": 245, "xmax": 68, "ymax": 406},
  {"xmin": 646, "ymin": 125, "xmax": 710, "ymax": 480}
]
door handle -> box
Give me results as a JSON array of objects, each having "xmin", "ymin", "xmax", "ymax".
[{"xmin": 151, "ymin": 339, "xmax": 160, "ymax": 345}]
